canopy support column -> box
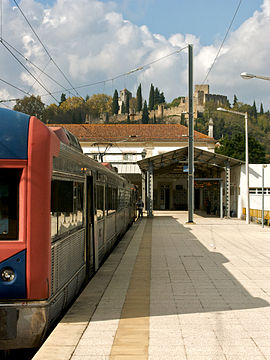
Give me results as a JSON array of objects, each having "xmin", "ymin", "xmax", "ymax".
[
  {"xmin": 147, "ymin": 161, "xmax": 153, "ymax": 217},
  {"xmin": 220, "ymin": 180, "xmax": 223, "ymax": 219},
  {"xmin": 141, "ymin": 170, "xmax": 146, "ymax": 213},
  {"xmin": 225, "ymin": 163, "xmax": 231, "ymax": 218}
]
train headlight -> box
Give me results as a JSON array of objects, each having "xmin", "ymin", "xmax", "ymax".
[{"xmin": 1, "ymin": 268, "xmax": 15, "ymax": 282}]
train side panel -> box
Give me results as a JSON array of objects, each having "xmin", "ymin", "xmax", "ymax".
[{"xmin": 27, "ymin": 116, "xmax": 60, "ymax": 299}]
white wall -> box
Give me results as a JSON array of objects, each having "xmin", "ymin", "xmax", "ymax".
[{"xmin": 239, "ymin": 164, "xmax": 270, "ymax": 216}]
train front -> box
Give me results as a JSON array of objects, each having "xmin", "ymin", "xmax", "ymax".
[{"xmin": 0, "ymin": 108, "xmax": 60, "ymax": 350}]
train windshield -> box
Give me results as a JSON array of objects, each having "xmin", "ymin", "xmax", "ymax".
[{"xmin": 0, "ymin": 169, "xmax": 19, "ymax": 240}]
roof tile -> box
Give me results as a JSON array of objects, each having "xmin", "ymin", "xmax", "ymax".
[{"xmin": 47, "ymin": 124, "xmax": 213, "ymax": 142}]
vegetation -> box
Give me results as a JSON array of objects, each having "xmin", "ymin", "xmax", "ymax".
[
  {"xmin": 136, "ymin": 84, "xmax": 142, "ymax": 112},
  {"xmin": 13, "ymin": 95, "xmax": 45, "ymax": 120},
  {"xmin": 112, "ymin": 90, "xmax": 119, "ymax": 115},
  {"xmin": 216, "ymin": 133, "xmax": 266, "ymax": 163},
  {"xmin": 148, "ymin": 83, "xmax": 154, "ymax": 111},
  {"xmin": 11, "ymin": 89, "xmax": 270, "ymax": 160},
  {"xmin": 142, "ymin": 101, "xmax": 149, "ymax": 124},
  {"xmin": 196, "ymin": 98, "xmax": 270, "ymax": 161}
]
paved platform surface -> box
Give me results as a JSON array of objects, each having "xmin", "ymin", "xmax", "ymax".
[{"xmin": 34, "ymin": 212, "xmax": 270, "ymax": 360}]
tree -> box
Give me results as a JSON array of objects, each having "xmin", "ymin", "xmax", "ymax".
[
  {"xmin": 59, "ymin": 93, "xmax": 67, "ymax": 106},
  {"xmin": 112, "ymin": 89, "xmax": 119, "ymax": 115},
  {"xmin": 125, "ymin": 94, "xmax": 130, "ymax": 115},
  {"xmin": 136, "ymin": 84, "xmax": 142, "ymax": 112},
  {"xmin": 160, "ymin": 92, "xmax": 165, "ymax": 104},
  {"xmin": 148, "ymin": 84, "xmax": 154, "ymax": 111},
  {"xmin": 251, "ymin": 100, "xmax": 257, "ymax": 120},
  {"xmin": 43, "ymin": 103, "xmax": 60, "ymax": 124},
  {"xmin": 142, "ymin": 101, "xmax": 149, "ymax": 124},
  {"xmin": 86, "ymin": 94, "xmax": 112, "ymax": 119},
  {"xmin": 233, "ymin": 95, "xmax": 238, "ymax": 109},
  {"xmin": 167, "ymin": 97, "xmax": 182, "ymax": 108},
  {"xmin": 13, "ymin": 95, "xmax": 45, "ymax": 120},
  {"xmin": 58, "ymin": 96, "xmax": 86, "ymax": 123},
  {"xmin": 260, "ymin": 103, "xmax": 264, "ymax": 115},
  {"xmin": 154, "ymin": 87, "xmax": 160, "ymax": 105},
  {"xmin": 216, "ymin": 133, "xmax": 266, "ymax": 163}
]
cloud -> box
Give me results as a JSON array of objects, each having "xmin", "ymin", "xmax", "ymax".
[{"xmin": 0, "ymin": 0, "xmax": 270, "ymax": 110}]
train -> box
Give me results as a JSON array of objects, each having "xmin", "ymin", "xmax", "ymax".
[{"xmin": 0, "ymin": 108, "xmax": 136, "ymax": 351}]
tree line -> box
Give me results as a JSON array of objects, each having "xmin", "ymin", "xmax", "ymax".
[
  {"xmin": 195, "ymin": 95, "xmax": 269, "ymax": 163},
  {"xmin": 10, "ymin": 89, "xmax": 270, "ymax": 162},
  {"xmin": 12, "ymin": 83, "xmax": 165, "ymax": 125}
]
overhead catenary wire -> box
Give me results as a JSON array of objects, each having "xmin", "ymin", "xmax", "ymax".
[
  {"xmin": 13, "ymin": 0, "xmax": 83, "ymax": 100},
  {"xmin": 40, "ymin": 46, "xmax": 188, "ymax": 96},
  {"xmin": 201, "ymin": 0, "xmax": 243, "ymax": 84},
  {"xmin": 1, "ymin": 40, "xmax": 60, "ymax": 103},
  {"xmin": 0, "ymin": 76, "xmax": 31, "ymax": 98},
  {"xmin": 0, "ymin": 44, "xmax": 187, "ymax": 103},
  {"xmin": 1, "ymin": 38, "xmax": 77, "ymax": 97}
]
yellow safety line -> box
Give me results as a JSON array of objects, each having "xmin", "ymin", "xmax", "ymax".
[{"xmin": 110, "ymin": 219, "xmax": 152, "ymax": 360}]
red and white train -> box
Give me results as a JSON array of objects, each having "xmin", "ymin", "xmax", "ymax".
[{"xmin": 0, "ymin": 108, "xmax": 136, "ymax": 351}]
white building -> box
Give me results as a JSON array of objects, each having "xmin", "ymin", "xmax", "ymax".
[
  {"xmin": 239, "ymin": 164, "xmax": 270, "ymax": 223},
  {"xmin": 48, "ymin": 123, "xmax": 270, "ymax": 223}
]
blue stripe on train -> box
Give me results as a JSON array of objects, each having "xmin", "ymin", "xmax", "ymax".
[
  {"xmin": 0, "ymin": 108, "xmax": 30, "ymax": 159},
  {"xmin": 0, "ymin": 250, "xmax": 26, "ymax": 299}
]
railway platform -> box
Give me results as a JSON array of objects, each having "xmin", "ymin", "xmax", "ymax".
[{"xmin": 34, "ymin": 212, "xmax": 270, "ymax": 360}]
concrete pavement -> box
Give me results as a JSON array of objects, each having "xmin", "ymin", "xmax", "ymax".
[{"xmin": 34, "ymin": 212, "xmax": 270, "ymax": 360}]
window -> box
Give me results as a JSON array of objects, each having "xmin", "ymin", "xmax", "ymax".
[
  {"xmin": 0, "ymin": 169, "xmax": 20, "ymax": 240},
  {"xmin": 123, "ymin": 154, "xmax": 134, "ymax": 161},
  {"xmin": 51, "ymin": 180, "xmax": 84, "ymax": 239},
  {"xmin": 249, "ymin": 188, "xmax": 270, "ymax": 195},
  {"xmin": 106, "ymin": 186, "xmax": 117, "ymax": 215},
  {"xmin": 96, "ymin": 184, "xmax": 104, "ymax": 220}
]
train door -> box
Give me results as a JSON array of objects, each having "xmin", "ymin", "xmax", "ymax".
[{"xmin": 86, "ymin": 176, "xmax": 95, "ymax": 277}]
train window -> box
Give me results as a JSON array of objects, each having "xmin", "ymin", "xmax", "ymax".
[
  {"xmin": 0, "ymin": 169, "xmax": 20, "ymax": 240},
  {"xmin": 118, "ymin": 188, "xmax": 125, "ymax": 209},
  {"xmin": 106, "ymin": 186, "xmax": 116, "ymax": 215},
  {"xmin": 96, "ymin": 184, "xmax": 104, "ymax": 220},
  {"xmin": 51, "ymin": 180, "xmax": 84, "ymax": 239}
]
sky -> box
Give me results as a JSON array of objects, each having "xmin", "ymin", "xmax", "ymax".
[{"xmin": 1, "ymin": 0, "xmax": 270, "ymax": 111}]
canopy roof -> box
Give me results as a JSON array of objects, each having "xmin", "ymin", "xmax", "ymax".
[{"xmin": 138, "ymin": 146, "xmax": 243, "ymax": 176}]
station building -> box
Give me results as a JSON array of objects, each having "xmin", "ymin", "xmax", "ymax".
[{"xmin": 47, "ymin": 123, "xmax": 270, "ymax": 222}]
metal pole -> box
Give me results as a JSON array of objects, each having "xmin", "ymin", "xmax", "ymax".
[
  {"xmin": 220, "ymin": 180, "xmax": 223, "ymax": 219},
  {"xmin": 262, "ymin": 164, "xmax": 265, "ymax": 228},
  {"xmin": 245, "ymin": 112, "xmax": 250, "ymax": 224},
  {"xmin": 188, "ymin": 44, "xmax": 194, "ymax": 223}
]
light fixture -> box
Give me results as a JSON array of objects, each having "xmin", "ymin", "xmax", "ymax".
[{"xmin": 1, "ymin": 268, "xmax": 15, "ymax": 282}]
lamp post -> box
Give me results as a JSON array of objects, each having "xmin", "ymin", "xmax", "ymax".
[
  {"xmin": 240, "ymin": 72, "xmax": 270, "ymax": 81},
  {"xmin": 240, "ymin": 71, "xmax": 270, "ymax": 227},
  {"xmin": 217, "ymin": 107, "xmax": 250, "ymax": 224},
  {"xmin": 187, "ymin": 44, "xmax": 194, "ymax": 223}
]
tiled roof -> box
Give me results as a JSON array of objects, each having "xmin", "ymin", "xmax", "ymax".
[{"xmin": 47, "ymin": 124, "xmax": 214, "ymax": 143}]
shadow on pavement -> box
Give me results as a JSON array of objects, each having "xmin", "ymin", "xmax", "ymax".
[{"xmin": 63, "ymin": 215, "xmax": 269, "ymax": 323}]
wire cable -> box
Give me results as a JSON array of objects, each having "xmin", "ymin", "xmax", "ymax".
[
  {"xmin": 201, "ymin": 0, "xmax": 243, "ymax": 84},
  {"xmin": 13, "ymin": 0, "xmax": 83, "ymax": 99},
  {"xmin": 1, "ymin": 46, "xmax": 187, "ymax": 103},
  {"xmin": 0, "ymin": 77, "xmax": 31, "ymax": 97},
  {"xmin": 1, "ymin": 38, "xmax": 77, "ymax": 96},
  {"xmin": 41, "ymin": 46, "xmax": 188, "ymax": 96},
  {"xmin": 1, "ymin": 40, "xmax": 59, "ymax": 103}
]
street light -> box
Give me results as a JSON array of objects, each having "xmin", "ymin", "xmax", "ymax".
[
  {"xmin": 241, "ymin": 71, "xmax": 270, "ymax": 227},
  {"xmin": 217, "ymin": 107, "xmax": 250, "ymax": 224},
  {"xmin": 240, "ymin": 72, "xmax": 270, "ymax": 81},
  {"xmin": 187, "ymin": 44, "xmax": 194, "ymax": 223}
]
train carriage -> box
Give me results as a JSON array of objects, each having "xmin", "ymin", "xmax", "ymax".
[{"xmin": 0, "ymin": 108, "xmax": 136, "ymax": 351}]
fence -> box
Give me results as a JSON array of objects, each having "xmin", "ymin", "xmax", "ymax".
[{"xmin": 243, "ymin": 208, "xmax": 270, "ymax": 225}]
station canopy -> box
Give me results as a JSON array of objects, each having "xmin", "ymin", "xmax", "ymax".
[{"xmin": 137, "ymin": 146, "xmax": 244, "ymax": 177}]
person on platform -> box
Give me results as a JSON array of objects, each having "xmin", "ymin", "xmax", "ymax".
[{"xmin": 136, "ymin": 197, "xmax": 144, "ymax": 218}]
